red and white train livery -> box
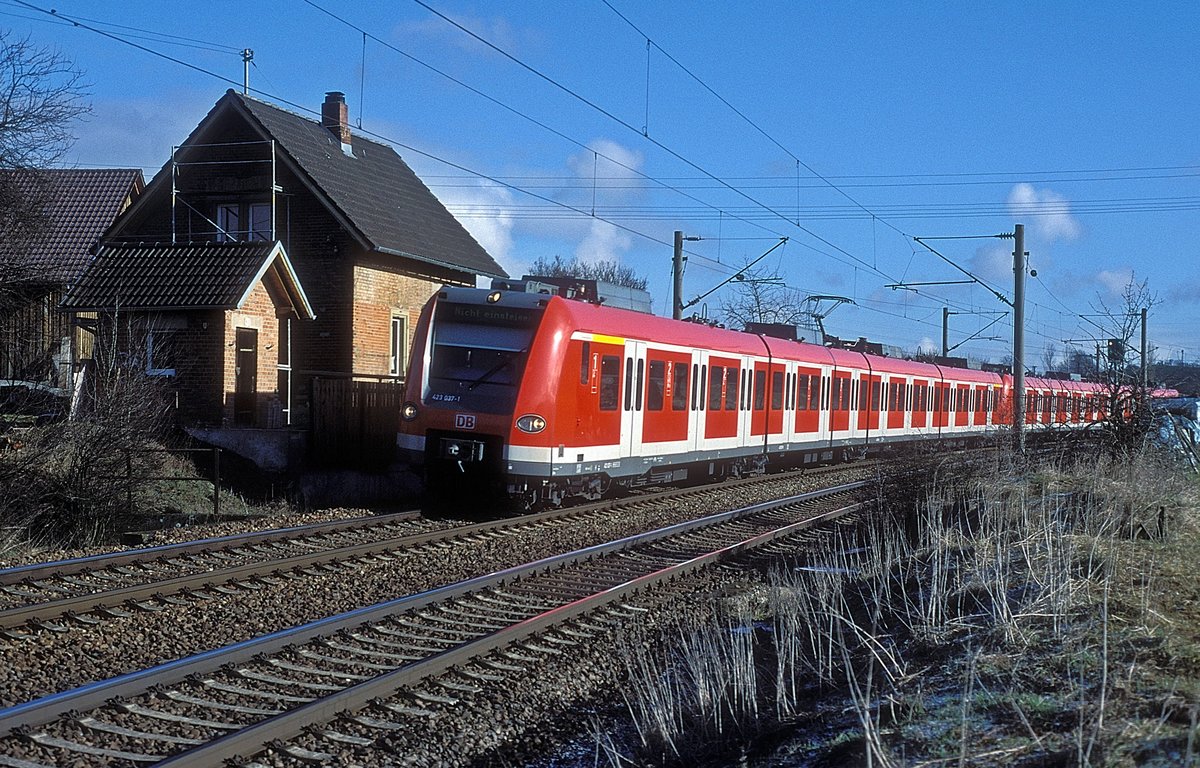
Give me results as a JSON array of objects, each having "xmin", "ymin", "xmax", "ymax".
[{"xmin": 399, "ymin": 284, "xmax": 1148, "ymax": 507}]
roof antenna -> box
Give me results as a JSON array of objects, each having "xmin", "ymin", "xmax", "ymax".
[{"xmin": 242, "ymin": 49, "xmax": 254, "ymax": 94}]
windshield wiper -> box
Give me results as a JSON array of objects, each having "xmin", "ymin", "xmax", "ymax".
[{"xmin": 466, "ymin": 347, "xmax": 527, "ymax": 391}]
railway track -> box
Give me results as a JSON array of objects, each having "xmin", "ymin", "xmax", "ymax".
[
  {"xmin": 0, "ymin": 481, "xmax": 870, "ymax": 767},
  {"xmin": 0, "ymin": 464, "xmax": 870, "ymax": 640}
]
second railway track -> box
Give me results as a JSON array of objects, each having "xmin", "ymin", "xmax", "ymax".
[{"xmin": 0, "ymin": 480, "xmax": 871, "ymax": 767}]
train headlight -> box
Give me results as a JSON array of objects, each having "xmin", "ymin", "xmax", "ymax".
[
  {"xmin": 401, "ymin": 402, "xmax": 419, "ymax": 421},
  {"xmin": 486, "ymin": 291, "xmax": 502, "ymax": 303},
  {"xmin": 515, "ymin": 414, "xmax": 547, "ymax": 433}
]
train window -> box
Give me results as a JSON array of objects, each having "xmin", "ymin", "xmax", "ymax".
[
  {"xmin": 871, "ymin": 381, "xmax": 881, "ymax": 411},
  {"xmin": 797, "ymin": 375, "xmax": 809, "ymax": 411},
  {"xmin": 740, "ymin": 369, "xmax": 748, "ymax": 410},
  {"xmin": 858, "ymin": 380, "xmax": 868, "ymax": 411},
  {"xmin": 600, "ymin": 355, "xmax": 620, "ymax": 411},
  {"xmin": 699, "ymin": 364, "xmax": 707, "ymax": 410},
  {"xmin": 708, "ymin": 366, "xmax": 724, "ymax": 410},
  {"xmin": 624, "ymin": 357, "xmax": 633, "ymax": 411},
  {"xmin": 811, "ymin": 376, "xmax": 821, "ymax": 410},
  {"xmin": 755, "ymin": 370, "xmax": 766, "ymax": 410},
  {"xmin": 635, "ymin": 359, "xmax": 644, "ymax": 411},
  {"xmin": 580, "ymin": 341, "xmax": 590, "ymax": 385},
  {"xmin": 647, "ymin": 360, "xmax": 665, "ymax": 411},
  {"xmin": 831, "ymin": 378, "xmax": 841, "ymax": 411},
  {"xmin": 772, "ymin": 371, "xmax": 784, "ymax": 409},
  {"xmin": 672, "ymin": 363, "xmax": 688, "ymax": 411},
  {"xmin": 822, "ymin": 376, "xmax": 830, "ymax": 410},
  {"xmin": 691, "ymin": 363, "xmax": 698, "ymax": 411},
  {"xmin": 843, "ymin": 378, "xmax": 853, "ymax": 412},
  {"xmin": 727, "ymin": 368, "xmax": 740, "ymax": 411}
]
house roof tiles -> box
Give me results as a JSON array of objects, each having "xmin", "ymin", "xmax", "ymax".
[
  {"xmin": 229, "ymin": 91, "xmax": 505, "ymax": 279},
  {"xmin": 63, "ymin": 241, "xmax": 298, "ymax": 312},
  {"xmin": 0, "ymin": 168, "xmax": 143, "ymax": 283}
]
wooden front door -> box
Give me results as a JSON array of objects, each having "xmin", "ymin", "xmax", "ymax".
[{"xmin": 235, "ymin": 327, "xmax": 258, "ymax": 425}]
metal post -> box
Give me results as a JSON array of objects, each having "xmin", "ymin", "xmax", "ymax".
[
  {"xmin": 1012, "ymin": 224, "xmax": 1026, "ymax": 456},
  {"xmin": 1140, "ymin": 307, "xmax": 1148, "ymax": 388},
  {"xmin": 942, "ymin": 307, "xmax": 949, "ymax": 358},
  {"xmin": 242, "ymin": 49, "xmax": 253, "ymax": 95},
  {"xmin": 213, "ymin": 448, "xmax": 221, "ymax": 518},
  {"xmin": 126, "ymin": 450, "xmax": 133, "ymax": 515},
  {"xmin": 672, "ymin": 230, "xmax": 684, "ymax": 320}
]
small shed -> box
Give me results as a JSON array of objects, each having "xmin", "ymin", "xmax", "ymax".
[{"xmin": 63, "ymin": 241, "xmax": 314, "ymax": 428}]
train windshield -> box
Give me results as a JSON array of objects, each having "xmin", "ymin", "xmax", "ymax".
[{"xmin": 425, "ymin": 301, "xmax": 542, "ymax": 413}]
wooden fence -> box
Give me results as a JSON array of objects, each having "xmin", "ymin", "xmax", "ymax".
[{"xmin": 310, "ymin": 378, "xmax": 403, "ymax": 469}]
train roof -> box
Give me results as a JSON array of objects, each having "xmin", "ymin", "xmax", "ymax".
[{"xmin": 541, "ymin": 295, "xmax": 1001, "ymax": 382}]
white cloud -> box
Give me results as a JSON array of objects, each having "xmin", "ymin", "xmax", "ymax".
[
  {"xmin": 567, "ymin": 139, "xmax": 643, "ymax": 263},
  {"xmin": 437, "ymin": 181, "xmax": 522, "ymax": 277},
  {"xmin": 1095, "ymin": 267, "xmax": 1134, "ymax": 297},
  {"xmin": 970, "ymin": 244, "xmax": 1013, "ymax": 284},
  {"xmin": 1007, "ymin": 183, "xmax": 1082, "ymax": 242},
  {"xmin": 575, "ymin": 218, "xmax": 633, "ymax": 264}
]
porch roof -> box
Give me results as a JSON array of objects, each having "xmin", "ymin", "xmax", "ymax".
[{"xmin": 62, "ymin": 241, "xmax": 315, "ymax": 319}]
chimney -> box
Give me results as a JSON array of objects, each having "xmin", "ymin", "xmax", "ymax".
[{"xmin": 321, "ymin": 91, "xmax": 352, "ymax": 147}]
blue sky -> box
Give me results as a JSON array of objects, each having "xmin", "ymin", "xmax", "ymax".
[{"xmin": 5, "ymin": 1, "xmax": 1197, "ymax": 367}]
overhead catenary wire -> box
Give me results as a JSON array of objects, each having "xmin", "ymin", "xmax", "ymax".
[{"xmin": 19, "ymin": 0, "xmax": 1171, "ymax": 361}]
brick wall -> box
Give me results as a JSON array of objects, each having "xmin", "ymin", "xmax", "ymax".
[{"xmin": 222, "ymin": 280, "xmax": 284, "ymax": 426}]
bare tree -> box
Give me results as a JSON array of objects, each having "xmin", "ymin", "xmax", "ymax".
[
  {"xmin": 717, "ymin": 262, "xmax": 808, "ymax": 329},
  {"xmin": 1091, "ymin": 276, "xmax": 1159, "ymax": 448},
  {"xmin": 0, "ymin": 31, "xmax": 90, "ymax": 378},
  {"xmin": 1041, "ymin": 342, "xmax": 1060, "ymax": 375},
  {"xmin": 527, "ymin": 254, "xmax": 648, "ymax": 290},
  {"xmin": 0, "ymin": 31, "xmax": 89, "ymax": 170}
]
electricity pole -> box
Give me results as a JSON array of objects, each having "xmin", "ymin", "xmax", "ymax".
[
  {"xmin": 942, "ymin": 307, "xmax": 950, "ymax": 358},
  {"xmin": 1140, "ymin": 307, "xmax": 1148, "ymax": 388},
  {"xmin": 672, "ymin": 231, "xmax": 701, "ymax": 320},
  {"xmin": 1012, "ymin": 223, "xmax": 1026, "ymax": 457}
]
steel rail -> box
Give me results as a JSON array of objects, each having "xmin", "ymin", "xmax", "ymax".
[
  {"xmin": 0, "ymin": 510, "xmax": 422, "ymax": 586},
  {"xmin": 161, "ymin": 495, "xmax": 869, "ymax": 767},
  {"xmin": 0, "ymin": 466, "xmax": 863, "ymax": 633},
  {"xmin": 0, "ymin": 481, "xmax": 867, "ymax": 739}
]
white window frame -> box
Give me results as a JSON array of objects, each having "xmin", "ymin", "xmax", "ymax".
[
  {"xmin": 216, "ymin": 202, "xmax": 240, "ymax": 242},
  {"xmin": 248, "ymin": 202, "xmax": 272, "ymax": 242},
  {"xmin": 146, "ymin": 330, "xmax": 178, "ymax": 377},
  {"xmin": 390, "ymin": 315, "xmax": 408, "ymax": 377}
]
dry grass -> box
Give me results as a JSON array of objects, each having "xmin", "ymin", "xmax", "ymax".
[{"xmin": 600, "ymin": 447, "xmax": 1200, "ymax": 767}]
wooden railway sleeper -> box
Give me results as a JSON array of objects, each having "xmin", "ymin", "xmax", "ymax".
[
  {"xmin": 297, "ymin": 648, "xmax": 397, "ymax": 672},
  {"xmin": 374, "ymin": 699, "xmax": 436, "ymax": 718},
  {"xmin": 233, "ymin": 668, "xmax": 344, "ymax": 692},
  {"xmin": 345, "ymin": 713, "xmax": 405, "ymax": 731},
  {"xmin": 266, "ymin": 658, "xmax": 371, "ymax": 682},
  {"xmin": 199, "ymin": 678, "xmax": 312, "ymax": 704},
  {"xmin": 369, "ymin": 625, "xmax": 457, "ymax": 648},
  {"xmin": 114, "ymin": 701, "xmax": 242, "ymax": 731},
  {"xmin": 24, "ymin": 732, "xmax": 167, "ymax": 763},
  {"xmin": 308, "ymin": 726, "xmax": 374, "ymax": 747},
  {"xmin": 324, "ymin": 638, "xmax": 420, "ymax": 663},
  {"xmin": 75, "ymin": 715, "xmax": 205, "ymax": 745},
  {"xmin": 163, "ymin": 689, "xmax": 283, "ymax": 716}
]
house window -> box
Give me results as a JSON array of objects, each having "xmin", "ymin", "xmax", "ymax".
[
  {"xmin": 390, "ymin": 315, "xmax": 408, "ymax": 378},
  {"xmin": 249, "ymin": 203, "xmax": 272, "ymax": 241},
  {"xmin": 216, "ymin": 203, "xmax": 240, "ymax": 242},
  {"xmin": 215, "ymin": 202, "xmax": 272, "ymax": 242},
  {"xmin": 146, "ymin": 330, "xmax": 178, "ymax": 376}
]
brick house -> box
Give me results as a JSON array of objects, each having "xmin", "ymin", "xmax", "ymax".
[
  {"xmin": 63, "ymin": 241, "xmax": 313, "ymax": 427},
  {"xmin": 0, "ymin": 168, "xmax": 143, "ymax": 390},
  {"xmin": 66, "ymin": 89, "xmax": 505, "ymax": 464}
]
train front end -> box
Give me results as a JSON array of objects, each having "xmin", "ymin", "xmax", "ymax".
[{"xmin": 399, "ymin": 286, "xmax": 548, "ymax": 504}]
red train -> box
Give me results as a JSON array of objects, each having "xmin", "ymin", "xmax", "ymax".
[{"xmin": 399, "ymin": 282, "xmax": 1161, "ymax": 507}]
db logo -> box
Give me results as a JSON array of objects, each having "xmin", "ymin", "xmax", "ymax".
[{"xmin": 455, "ymin": 414, "xmax": 476, "ymax": 430}]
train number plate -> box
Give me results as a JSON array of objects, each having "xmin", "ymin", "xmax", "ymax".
[{"xmin": 455, "ymin": 414, "xmax": 476, "ymax": 430}]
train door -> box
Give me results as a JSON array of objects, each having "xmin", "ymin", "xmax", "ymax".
[
  {"xmin": 620, "ymin": 340, "xmax": 648, "ymax": 461},
  {"xmin": 686, "ymin": 350, "xmax": 704, "ymax": 458}
]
